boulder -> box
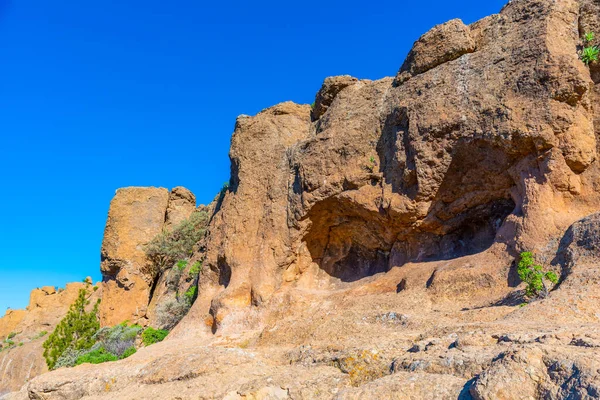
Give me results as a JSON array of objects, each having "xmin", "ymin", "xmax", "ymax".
[
  {"xmin": 164, "ymin": 186, "xmax": 196, "ymax": 230},
  {"xmin": 311, "ymin": 75, "xmax": 359, "ymax": 120},
  {"xmin": 396, "ymin": 18, "xmax": 475, "ymax": 83}
]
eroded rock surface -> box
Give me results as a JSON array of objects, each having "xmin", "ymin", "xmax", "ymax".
[
  {"xmin": 195, "ymin": 0, "xmax": 600, "ymax": 332},
  {"xmin": 0, "ymin": 282, "xmax": 101, "ymax": 394},
  {"xmin": 6, "ymin": 0, "xmax": 600, "ymax": 398},
  {"xmin": 100, "ymin": 186, "xmax": 197, "ymax": 326}
]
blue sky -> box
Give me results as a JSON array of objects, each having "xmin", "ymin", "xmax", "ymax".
[{"xmin": 0, "ymin": 0, "xmax": 507, "ymax": 313}]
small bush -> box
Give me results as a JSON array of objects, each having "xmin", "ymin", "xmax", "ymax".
[
  {"xmin": 54, "ymin": 347, "xmax": 91, "ymax": 369},
  {"xmin": 141, "ymin": 327, "xmax": 169, "ymax": 346},
  {"xmin": 120, "ymin": 346, "xmax": 136, "ymax": 359},
  {"xmin": 184, "ymin": 285, "xmax": 198, "ymax": 304},
  {"xmin": 166, "ymin": 266, "xmax": 184, "ymax": 290},
  {"xmin": 189, "ymin": 261, "xmax": 202, "ymax": 277},
  {"xmin": 92, "ymin": 323, "xmax": 142, "ymax": 358},
  {"xmin": 582, "ymin": 46, "xmax": 599, "ymax": 65},
  {"xmin": 176, "ymin": 260, "xmax": 188, "ymax": 271},
  {"xmin": 75, "ymin": 347, "xmax": 118, "ymax": 366},
  {"xmin": 5, "ymin": 339, "xmax": 14, "ymax": 346},
  {"xmin": 518, "ymin": 252, "xmax": 559, "ymax": 299},
  {"xmin": 7, "ymin": 332, "xmax": 16, "ymax": 340},
  {"xmin": 18, "ymin": 342, "xmax": 23, "ymax": 346},
  {"xmin": 584, "ymin": 31, "xmax": 595, "ymax": 43},
  {"xmin": 155, "ymin": 299, "xmax": 191, "ymax": 330},
  {"xmin": 144, "ymin": 211, "xmax": 209, "ymax": 276}
]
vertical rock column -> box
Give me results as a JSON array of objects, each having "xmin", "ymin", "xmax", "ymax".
[{"xmin": 99, "ymin": 187, "xmax": 170, "ymax": 326}]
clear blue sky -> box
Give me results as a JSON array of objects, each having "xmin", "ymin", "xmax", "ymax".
[{"xmin": 0, "ymin": 0, "xmax": 507, "ymax": 313}]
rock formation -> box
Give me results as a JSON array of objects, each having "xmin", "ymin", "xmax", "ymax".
[
  {"xmin": 0, "ymin": 281, "xmax": 101, "ymax": 395},
  {"xmin": 4, "ymin": 0, "xmax": 600, "ymax": 398},
  {"xmin": 99, "ymin": 186, "xmax": 197, "ymax": 326}
]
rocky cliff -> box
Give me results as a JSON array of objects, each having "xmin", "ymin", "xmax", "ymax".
[{"xmin": 4, "ymin": 0, "xmax": 600, "ymax": 398}]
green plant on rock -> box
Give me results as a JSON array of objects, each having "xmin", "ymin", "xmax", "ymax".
[
  {"xmin": 365, "ymin": 156, "xmax": 377, "ymax": 173},
  {"xmin": 189, "ymin": 261, "xmax": 202, "ymax": 277},
  {"xmin": 92, "ymin": 323, "xmax": 142, "ymax": 358},
  {"xmin": 144, "ymin": 211, "xmax": 209, "ymax": 276},
  {"xmin": 581, "ymin": 32, "xmax": 599, "ymax": 65},
  {"xmin": 141, "ymin": 327, "xmax": 169, "ymax": 346},
  {"xmin": 582, "ymin": 45, "xmax": 599, "ymax": 65},
  {"xmin": 7, "ymin": 332, "xmax": 16, "ymax": 340},
  {"xmin": 120, "ymin": 346, "xmax": 136, "ymax": 359},
  {"xmin": 35, "ymin": 331, "xmax": 48, "ymax": 339},
  {"xmin": 42, "ymin": 288, "xmax": 100, "ymax": 370},
  {"xmin": 184, "ymin": 285, "xmax": 198, "ymax": 304},
  {"xmin": 176, "ymin": 259, "xmax": 188, "ymax": 271},
  {"xmin": 584, "ymin": 31, "xmax": 595, "ymax": 43},
  {"xmin": 155, "ymin": 299, "xmax": 191, "ymax": 330},
  {"xmin": 517, "ymin": 252, "xmax": 559, "ymax": 299},
  {"xmin": 74, "ymin": 347, "xmax": 118, "ymax": 366}
]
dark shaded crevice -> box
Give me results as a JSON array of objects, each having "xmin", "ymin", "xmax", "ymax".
[
  {"xmin": 217, "ymin": 256, "xmax": 232, "ymax": 288},
  {"xmin": 425, "ymin": 270, "xmax": 436, "ymax": 288}
]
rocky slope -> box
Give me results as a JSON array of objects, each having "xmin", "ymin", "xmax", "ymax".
[
  {"xmin": 4, "ymin": 0, "xmax": 600, "ymax": 398},
  {"xmin": 0, "ymin": 282, "xmax": 101, "ymax": 395}
]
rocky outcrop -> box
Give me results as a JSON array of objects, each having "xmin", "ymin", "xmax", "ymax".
[
  {"xmin": 6, "ymin": 0, "xmax": 600, "ymax": 398},
  {"xmin": 190, "ymin": 0, "xmax": 600, "ymax": 333},
  {"xmin": 0, "ymin": 282, "xmax": 101, "ymax": 394},
  {"xmin": 199, "ymin": 102, "xmax": 312, "ymax": 330},
  {"xmin": 164, "ymin": 187, "xmax": 197, "ymax": 230},
  {"xmin": 396, "ymin": 18, "xmax": 475, "ymax": 83},
  {"xmin": 311, "ymin": 76, "xmax": 359, "ymax": 120},
  {"xmin": 100, "ymin": 186, "xmax": 197, "ymax": 326}
]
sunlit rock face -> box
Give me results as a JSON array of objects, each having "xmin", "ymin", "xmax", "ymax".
[
  {"xmin": 99, "ymin": 186, "xmax": 197, "ymax": 327},
  {"xmin": 8, "ymin": 0, "xmax": 600, "ymax": 398},
  {"xmin": 199, "ymin": 0, "xmax": 600, "ymax": 329}
]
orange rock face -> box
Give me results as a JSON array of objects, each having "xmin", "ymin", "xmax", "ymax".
[
  {"xmin": 99, "ymin": 186, "xmax": 197, "ymax": 326},
  {"xmin": 191, "ymin": 0, "xmax": 600, "ymax": 331},
  {"xmin": 8, "ymin": 0, "xmax": 600, "ymax": 398},
  {"xmin": 0, "ymin": 282, "xmax": 101, "ymax": 394}
]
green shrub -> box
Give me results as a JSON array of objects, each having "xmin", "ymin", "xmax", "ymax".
[
  {"xmin": 34, "ymin": 331, "xmax": 48, "ymax": 340},
  {"xmin": 582, "ymin": 46, "xmax": 599, "ymax": 65},
  {"xmin": 7, "ymin": 332, "xmax": 16, "ymax": 340},
  {"xmin": 517, "ymin": 252, "xmax": 559, "ymax": 299},
  {"xmin": 5, "ymin": 339, "xmax": 14, "ymax": 346},
  {"xmin": 92, "ymin": 323, "xmax": 142, "ymax": 358},
  {"xmin": 18, "ymin": 342, "xmax": 23, "ymax": 346},
  {"xmin": 176, "ymin": 260, "xmax": 188, "ymax": 271},
  {"xmin": 54, "ymin": 347, "xmax": 91, "ymax": 369},
  {"xmin": 189, "ymin": 261, "xmax": 202, "ymax": 277},
  {"xmin": 184, "ymin": 285, "xmax": 198, "ymax": 304},
  {"xmin": 75, "ymin": 347, "xmax": 118, "ymax": 366},
  {"xmin": 141, "ymin": 327, "xmax": 169, "ymax": 346},
  {"xmin": 144, "ymin": 211, "xmax": 209, "ymax": 276},
  {"xmin": 585, "ymin": 31, "xmax": 595, "ymax": 43},
  {"xmin": 93, "ymin": 285, "xmax": 99, "ymax": 291},
  {"xmin": 42, "ymin": 288, "xmax": 100, "ymax": 370},
  {"xmin": 120, "ymin": 346, "xmax": 136, "ymax": 359}
]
